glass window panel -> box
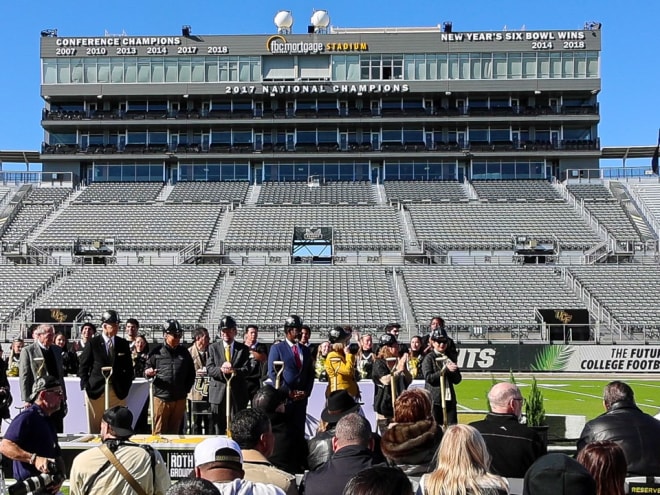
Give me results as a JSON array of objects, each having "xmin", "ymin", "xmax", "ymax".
[
  {"xmin": 310, "ymin": 163, "xmax": 324, "ymax": 177},
  {"xmin": 458, "ymin": 54, "xmax": 469, "ymax": 79},
  {"xmin": 206, "ymin": 58, "xmax": 219, "ymax": 82},
  {"xmin": 279, "ymin": 164, "xmax": 294, "ymax": 181},
  {"xmin": 297, "ymin": 130, "xmax": 316, "ymax": 144},
  {"xmin": 470, "ymin": 54, "xmax": 482, "ymax": 79},
  {"xmin": 382, "ymin": 129, "xmax": 402, "ymax": 142},
  {"xmin": 85, "ymin": 62, "xmax": 98, "ymax": 83},
  {"xmin": 481, "ymin": 54, "xmax": 492, "ymax": 79},
  {"xmin": 43, "ymin": 60, "xmax": 57, "ymax": 84},
  {"xmin": 229, "ymin": 59, "xmax": 238, "ymax": 81},
  {"xmin": 136, "ymin": 166, "xmax": 150, "ymax": 181},
  {"xmin": 332, "ymin": 56, "xmax": 346, "ymax": 80},
  {"xmin": 50, "ymin": 133, "xmax": 77, "ymax": 145},
  {"xmin": 71, "ymin": 60, "xmax": 84, "ymax": 83},
  {"xmin": 516, "ymin": 162, "xmax": 531, "ymax": 178},
  {"xmin": 149, "ymin": 131, "xmax": 168, "ymax": 144},
  {"xmin": 58, "ymin": 62, "xmax": 71, "ymax": 83},
  {"xmin": 127, "ymin": 132, "xmax": 147, "ymax": 144},
  {"xmin": 448, "ymin": 54, "xmax": 459, "ymax": 79},
  {"xmin": 437, "ymin": 54, "xmax": 448, "ymax": 80},
  {"xmin": 523, "ymin": 53, "xmax": 536, "ymax": 79},
  {"xmin": 403, "ymin": 129, "xmax": 423, "ymax": 143},
  {"xmin": 233, "ymin": 130, "xmax": 252, "ymax": 143},
  {"xmin": 472, "ymin": 162, "xmax": 487, "ymax": 180},
  {"xmin": 111, "ymin": 60, "xmax": 123, "ymax": 83},
  {"xmin": 151, "ymin": 60, "xmax": 164, "ymax": 82},
  {"xmin": 124, "ymin": 60, "xmax": 137, "ymax": 83},
  {"xmin": 549, "ymin": 53, "xmax": 561, "ymax": 78},
  {"xmin": 538, "ymin": 53, "xmax": 550, "ymax": 78},
  {"xmin": 235, "ymin": 163, "xmax": 249, "ymax": 180},
  {"xmin": 562, "ymin": 53, "xmax": 574, "ymax": 78},
  {"xmin": 508, "ymin": 53, "xmax": 522, "ymax": 79},
  {"xmin": 493, "ymin": 54, "xmax": 507, "ymax": 79},
  {"xmin": 137, "ymin": 59, "xmax": 151, "ymax": 83},
  {"xmin": 575, "ymin": 53, "xmax": 587, "ymax": 78},
  {"xmin": 179, "ymin": 58, "xmax": 191, "ymax": 82},
  {"xmin": 108, "ymin": 165, "xmax": 122, "ymax": 180},
  {"xmin": 211, "ymin": 131, "xmax": 231, "ymax": 144},
  {"xmin": 404, "ymin": 55, "xmax": 415, "ymax": 80},
  {"xmin": 531, "ymin": 162, "xmax": 544, "ymax": 179},
  {"xmin": 501, "ymin": 162, "xmax": 515, "ymax": 179},
  {"xmin": 490, "ymin": 129, "xmax": 510, "ymax": 141},
  {"xmin": 191, "ymin": 59, "xmax": 205, "ymax": 82},
  {"xmin": 486, "ymin": 162, "xmax": 501, "ymax": 179},
  {"xmin": 469, "ymin": 128, "xmax": 488, "ymax": 142},
  {"xmin": 325, "ymin": 163, "xmax": 339, "ymax": 181},
  {"xmin": 586, "ymin": 52, "xmax": 599, "ymax": 78},
  {"xmin": 122, "ymin": 165, "xmax": 136, "ymax": 181},
  {"xmin": 152, "ymin": 165, "xmax": 163, "ymax": 182},
  {"xmin": 318, "ymin": 131, "xmax": 337, "ymax": 144},
  {"xmin": 238, "ymin": 60, "xmax": 251, "ymax": 81},
  {"xmin": 165, "ymin": 60, "xmax": 178, "ymax": 82}
]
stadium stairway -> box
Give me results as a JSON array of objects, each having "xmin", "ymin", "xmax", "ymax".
[
  {"xmin": 208, "ymin": 208, "xmax": 236, "ymax": 253},
  {"xmin": 155, "ymin": 182, "xmax": 175, "ymax": 201},
  {"xmin": 609, "ymin": 181, "xmax": 656, "ymax": 241},
  {"xmin": 375, "ymin": 183, "xmax": 386, "ymax": 203},
  {"xmin": 24, "ymin": 186, "xmax": 82, "ymax": 246},
  {"xmin": 245, "ymin": 184, "xmax": 261, "ymax": 204},
  {"xmin": 211, "ymin": 270, "xmax": 236, "ymax": 322},
  {"xmin": 400, "ymin": 205, "xmax": 423, "ymax": 253}
]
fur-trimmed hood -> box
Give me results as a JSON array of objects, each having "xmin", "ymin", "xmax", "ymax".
[{"xmin": 380, "ymin": 419, "xmax": 441, "ymax": 466}]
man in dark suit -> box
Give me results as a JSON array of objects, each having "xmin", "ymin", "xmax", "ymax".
[
  {"xmin": 78, "ymin": 310, "xmax": 134, "ymax": 433},
  {"xmin": 268, "ymin": 315, "xmax": 315, "ymax": 438},
  {"xmin": 207, "ymin": 315, "xmax": 250, "ymax": 435},
  {"xmin": 19, "ymin": 324, "xmax": 67, "ymax": 431}
]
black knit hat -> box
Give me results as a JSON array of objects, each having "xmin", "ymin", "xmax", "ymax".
[{"xmin": 523, "ymin": 454, "xmax": 596, "ymax": 495}]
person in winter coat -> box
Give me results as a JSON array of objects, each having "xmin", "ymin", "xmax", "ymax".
[{"xmin": 421, "ymin": 330, "xmax": 461, "ymax": 427}]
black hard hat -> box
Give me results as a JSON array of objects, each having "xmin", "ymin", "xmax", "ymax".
[
  {"xmin": 379, "ymin": 333, "xmax": 398, "ymax": 347},
  {"xmin": 101, "ymin": 310, "xmax": 121, "ymax": 325},
  {"xmin": 163, "ymin": 319, "xmax": 182, "ymax": 336},
  {"xmin": 328, "ymin": 326, "xmax": 351, "ymax": 344},
  {"xmin": 220, "ymin": 315, "xmax": 237, "ymax": 330},
  {"xmin": 284, "ymin": 314, "xmax": 303, "ymax": 329},
  {"xmin": 430, "ymin": 329, "xmax": 448, "ymax": 343}
]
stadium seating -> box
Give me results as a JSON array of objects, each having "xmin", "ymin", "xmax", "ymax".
[
  {"xmin": 75, "ymin": 182, "xmax": 163, "ymax": 203},
  {"xmin": 0, "ymin": 266, "xmax": 63, "ymax": 322},
  {"xmin": 224, "ymin": 205, "xmax": 402, "ymax": 251},
  {"xmin": 257, "ymin": 181, "xmax": 375, "ymax": 205},
  {"xmin": 39, "ymin": 265, "xmax": 222, "ymax": 326},
  {"xmin": 384, "ymin": 181, "xmax": 468, "ymax": 202},
  {"xmin": 407, "ymin": 202, "xmax": 601, "ymax": 250},
  {"xmin": 166, "ymin": 181, "xmax": 249, "ymax": 203},
  {"xmin": 33, "ymin": 203, "xmax": 224, "ymax": 250},
  {"xmin": 472, "ymin": 180, "xmax": 562, "ymax": 201}
]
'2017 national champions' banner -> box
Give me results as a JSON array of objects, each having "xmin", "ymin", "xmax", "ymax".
[{"xmin": 455, "ymin": 344, "xmax": 660, "ymax": 372}]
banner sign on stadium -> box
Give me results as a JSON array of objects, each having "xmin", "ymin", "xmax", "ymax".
[
  {"xmin": 293, "ymin": 226, "xmax": 333, "ymax": 242},
  {"xmin": 456, "ymin": 344, "xmax": 660, "ymax": 373}
]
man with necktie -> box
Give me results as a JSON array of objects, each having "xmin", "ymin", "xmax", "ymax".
[
  {"xmin": 207, "ymin": 316, "xmax": 250, "ymax": 435},
  {"xmin": 268, "ymin": 315, "xmax": 315, "ymax": 438},
  {"xmin": 78, "ymin": 310, "xmax": 134, "ymax": 433}
]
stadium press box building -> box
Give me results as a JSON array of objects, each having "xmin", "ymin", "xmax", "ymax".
[{"xmin": 38, "ymin": 12, "xmax": 601, "ymax": 184}]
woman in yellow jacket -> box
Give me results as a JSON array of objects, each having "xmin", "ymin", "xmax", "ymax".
[{"xmin": 324, "ymin": 326, "xmax": 360, "ymax": 400}]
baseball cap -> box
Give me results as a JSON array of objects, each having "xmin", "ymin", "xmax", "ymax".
[
  {"xmin": 102, "ymin": 406, "xmax": 135, "ymax": 438},
  {"xmin": 194, "ymin": 437, "xmax": 243, "ymax": 470}
]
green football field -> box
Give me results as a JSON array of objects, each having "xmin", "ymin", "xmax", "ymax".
[{"xmin": 455, "ymin": 376, "xmax": 660, "ymax": 422}]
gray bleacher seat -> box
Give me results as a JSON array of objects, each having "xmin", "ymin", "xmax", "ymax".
[
  {"xmin": 566, "ymin": 183, "xmax": 613, "ymax": 200},
  {"xmin": 222, "ymin": 266, "xmax": 399, "ymax": 327},
  {"xmin": 402, "ymin": 265, "xmax": 585, "ymax": 327},
  {"xmin": 472, "ymin": 180, "xmax": 561, "ymax": 201},
  {"xmin": 34, "ymin": 203, "xmax": 223, "ymax": 250},
  {"xmin": 408, "ymin": 202, "xmax": 601, "ymax": 250},
  {"xmin": 224, "ymin": 205, "xmax": 401, "ymax": 251},
  {"xmin": 75, "ymin": 182, "xmax": 163, "ymax": 203},
  {"xmin": 257, "ymin": 181, "xmax": 375, "ymax": 205},
  {"xmin": 384, "ymin": 181, "xmax": 467, "ymax": 202},
  {"xmin": 167, "ymin": 181, "xmax": 249, "ymax": 203},
  {"xmin": 0, "ymin": 266, "xmax": 62, "ymax": 322},
  {"xmin": 40, "ymin": 265, "xmax": 222, "ymax": 324}
]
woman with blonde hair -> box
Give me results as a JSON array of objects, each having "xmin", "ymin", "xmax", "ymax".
[{"xmin": 419, "ymin": 424, "xmax": 509, "ymax": 495}]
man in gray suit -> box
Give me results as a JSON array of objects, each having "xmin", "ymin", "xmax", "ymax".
[
  {"xmin": 207, "ymin": 316, "xmax": 250, "ymax": 435},
  {"xmin": 19, "ymin": 324, "xmax": 67, "ymax": 431}
]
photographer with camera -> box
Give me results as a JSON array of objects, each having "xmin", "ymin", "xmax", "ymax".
[
  {"xmin": 0, "ymin": 375, "xmax": 65, "ymax": 494},
  {"xmin": 324, "ymin": 326, "xmax": 360, "ymax": 400},
  {"xmin": 69, "ymin": 405, "xmax": 170, "ymax": 495}
]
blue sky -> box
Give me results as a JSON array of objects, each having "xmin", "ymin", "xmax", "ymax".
[{"xmin": 1, "ymin": 0, "xmax": 658, "ymax": 168}]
